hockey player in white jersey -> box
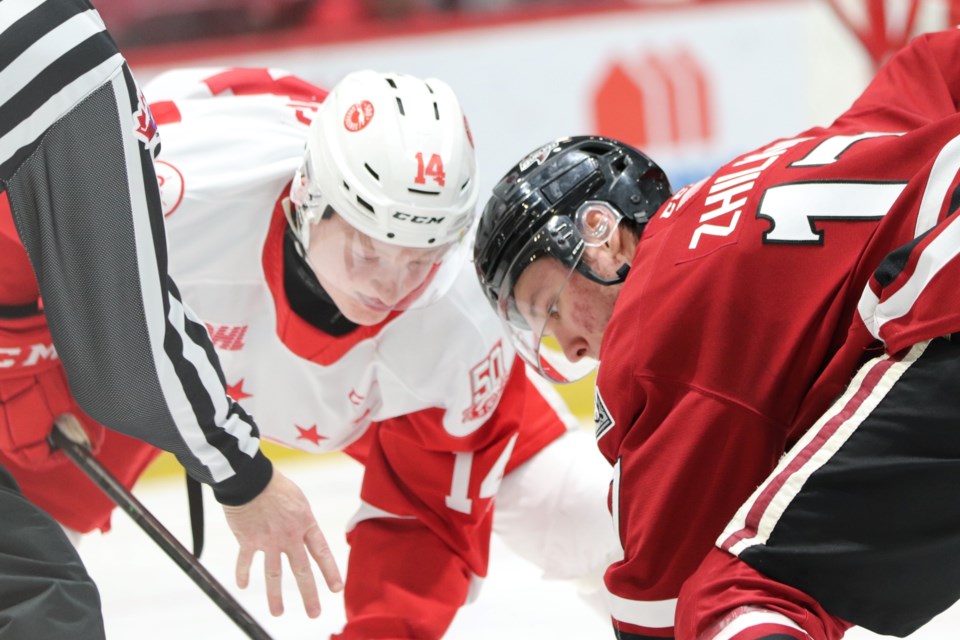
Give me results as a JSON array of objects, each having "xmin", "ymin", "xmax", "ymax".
[{"xmin": 2, "ymin": 67, "xmax": 616, "ymax": 638}]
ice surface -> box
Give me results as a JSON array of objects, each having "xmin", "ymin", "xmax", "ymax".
[
  {"xmin": 77, "ymin": 455, "xmax": 960, "ymax": 639},
  {"xmin": 78, "ymin": 455, "xmax": 609, "ymax": 639}
]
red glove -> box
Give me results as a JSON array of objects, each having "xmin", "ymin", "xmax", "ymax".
[{"xmin": 0, "ymin": 314, "xmax": 104, "ymax": 470}]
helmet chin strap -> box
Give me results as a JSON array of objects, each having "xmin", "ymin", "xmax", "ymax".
[
  {"xmin": 614, "ymin": 263, "xmax": 631, "ymax": 282},
  {"xmin": 578, "ymin": 262, "xmax": 631, "ymax": 286}
]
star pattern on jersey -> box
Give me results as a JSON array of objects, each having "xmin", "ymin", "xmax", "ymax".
[
  {"xmin": 296, "ymin": 424, "xmax": 327, "ymax": 447},
  {"xmin": 226, "ymin": 379, "xmax": 252, "ymax": 401}
]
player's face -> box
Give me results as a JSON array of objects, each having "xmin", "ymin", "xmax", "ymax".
[
  {"xmin": 305, "ymin": 212, "xmax": 448, "ymax": 325},
  {"xmin": 511, "ymin": 255, "xmax": 619, "ymax": 364}
]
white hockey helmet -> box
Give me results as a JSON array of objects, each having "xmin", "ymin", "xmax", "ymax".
[{"xmin": 289, "ymin": 70, "xmax": 479, "ymax": 250}]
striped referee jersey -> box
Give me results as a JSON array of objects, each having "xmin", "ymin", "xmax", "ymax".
[{"xmin": 0, "ymin": 0, "xmax": 272, "ymax": 504}]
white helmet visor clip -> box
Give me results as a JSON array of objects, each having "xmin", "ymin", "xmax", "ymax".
[{"xmin": 288, "ymin": 151, "xmax": 328, "ymax": 252}]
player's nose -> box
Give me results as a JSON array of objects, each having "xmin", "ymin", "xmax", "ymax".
[
  {"xmin": 552, "ymin": 323, "xmax": 590, "ymax": 363},
  {"xmin": 371, "ymin": 277, "xmax": 402, "ymax": 306}
]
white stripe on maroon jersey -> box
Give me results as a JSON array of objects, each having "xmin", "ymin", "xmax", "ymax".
[{"xmin": 718, "ymin": 342, "xmax": 927, "ymax": 555}]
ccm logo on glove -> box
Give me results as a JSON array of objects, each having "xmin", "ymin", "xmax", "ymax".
[
  {"xmin": 0, "ymin": 320, "xmax": 105, "ymax": 469},
  {"xmin": 0, "ymin": 342, "xmax": 58, "ymax": 369}
]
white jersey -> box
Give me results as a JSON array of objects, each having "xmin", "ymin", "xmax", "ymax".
[
  {"xmin": 142, "ymin": 70, "xmax": 616, "ymax": 639},
  {"xmin": 148, "ymin": 69, "xmax": 531, "ymax": 454}
]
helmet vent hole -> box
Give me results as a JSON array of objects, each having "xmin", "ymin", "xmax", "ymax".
[
  {"xmin": 395, "ymin": 97, "xmax": 405, "ymax": 116},
  {"xmin": 428, "ymin": 238, "xmax": 436, "ymax": 244},
  {"xmin": 342, "ymin": 181, "xmax": 351, "ymax": 191},
  {"xmin": 433, "ymin": 102, "xmax": 440, "ymax": 120},
  {"xmin": 364, "ymin": 163, "xmax": 380, "ymax": 181},
  {"xmin": 580, "ymin": 142, "xmax": 611, "ymax": 155},
  {"xmin": 408, "ymin": 188, "xmax": 440, "ymax": 196},
  {"xmin": 460, "ymin": 178, "xmax": 471, "ymax": 192},
  {"xmin": 386, "ymin": 78, "xmax": 398, "ymax": 89},
  {"xmin": 387, "ymin": 232, "xmax": 395, "ymax": 239},
  {"xmin": 425, "ymin": 82, "xmax": 435, "ymax": 94},
  {"xmin": 356, "ymin": 195, "xmax": 375, "ymax": 214}
]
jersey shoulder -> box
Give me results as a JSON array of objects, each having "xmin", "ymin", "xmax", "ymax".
[
  {"xmin": 377, "ymin": 263, "xmax": 518, "ymax": 437},
  {"xmin": 145, "ymin": 67, "xmax": 328, "ymax": 103},
  {"xmin": 383, "ymin": 263, "xmax": 511, "ymax": 369}
]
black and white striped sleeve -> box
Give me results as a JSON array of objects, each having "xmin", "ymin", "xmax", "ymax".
[{"xmin": 0, "ymin": 0, "xmax": 272, "ymax": 505}]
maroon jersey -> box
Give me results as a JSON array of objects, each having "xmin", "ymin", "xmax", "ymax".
[{"xmin": 594, "ymin": 29, "xmax": 960, "ymax": 638}]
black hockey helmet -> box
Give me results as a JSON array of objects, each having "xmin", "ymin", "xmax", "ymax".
[{"xmin": 472, "ymin": 135, "xmax": 671, "ymax": 382}]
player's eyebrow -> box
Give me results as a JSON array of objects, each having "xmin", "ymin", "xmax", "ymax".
[
  {"xmin": 527, "ymin": 286, "xmax": 552, "ymax": 323},
  {"xmin": 358, "ymin": 233, "xmax": 376, "ymax": 251}
]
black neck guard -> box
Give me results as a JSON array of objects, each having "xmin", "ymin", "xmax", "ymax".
[{"xmin": 283, "ymin": 229, "xmax": 359, "ymax": 337}]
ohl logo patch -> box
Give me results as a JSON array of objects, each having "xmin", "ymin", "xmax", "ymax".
[{"xmin": 204, "ymin": 323, "xmax": 248, "ymax": 351}]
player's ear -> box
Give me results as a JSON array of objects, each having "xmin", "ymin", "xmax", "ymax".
[{"xmin": 606, "ymin": 222, "xmax": 634, "ymax": 263}]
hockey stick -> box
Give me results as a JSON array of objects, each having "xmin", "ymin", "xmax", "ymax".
[{"xmin": 49, "ymin": 415, "xmax": 273, "ymax": 640}]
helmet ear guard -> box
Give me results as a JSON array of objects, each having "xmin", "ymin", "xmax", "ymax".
[{"xmin": 574, "ymin": 200, "xmax": 622, "ymax": 247}]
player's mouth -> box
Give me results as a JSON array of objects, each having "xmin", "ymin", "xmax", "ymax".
[{"xmin": 355, "ymin": 294, "xmax": 393, "ymax": 312}]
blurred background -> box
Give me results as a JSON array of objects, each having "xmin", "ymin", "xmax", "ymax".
[{"xmin": 106, "ymin": 0, "xmax": 960, "ymax": 469}]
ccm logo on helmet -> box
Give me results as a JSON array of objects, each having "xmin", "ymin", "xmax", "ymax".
[{"xmin": 392, "ymin": 212, "xmax": 446, "ymax": 225}]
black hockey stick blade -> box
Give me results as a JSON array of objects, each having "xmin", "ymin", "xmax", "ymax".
[{"xmin": 49, "ymin": 416, "xmax": 273, "ymax": 640}]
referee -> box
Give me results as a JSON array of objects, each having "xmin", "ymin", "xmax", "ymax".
[{"xmin": 0, "ymin": 2, "xmax": 342, "ymax": 637}]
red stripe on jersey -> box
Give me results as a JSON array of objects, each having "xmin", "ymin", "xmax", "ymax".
[
  {"xmin": 0, "ymin": 192, "xmax": 40, "ymax": 306},
  {"xmin": 720, "ymin": 355, "xmax": 897, "ymax": 551},
  {"xmin": 504, "ymin": 372, "xmax": 568, "ymax": 472},
  {"xmin": 149, "ymin": 100, "xmax": 181, "ymax": 125},
  {"xmin": 203, "ymin": 68, "xmax": 329, "ymax": 102}
]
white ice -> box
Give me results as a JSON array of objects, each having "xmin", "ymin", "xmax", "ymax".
[{"xmin": 77, "ymin": 454, "xmax": 960, "ymax": 639}]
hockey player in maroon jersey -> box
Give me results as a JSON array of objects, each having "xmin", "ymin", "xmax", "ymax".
[
  {"xmin": 473, "ymin": 27, "xmax": 960, "ymax": 640},
  {"xmin": 0, "ymin": 66, "xmax": 616, "ymax": 638}
]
